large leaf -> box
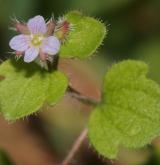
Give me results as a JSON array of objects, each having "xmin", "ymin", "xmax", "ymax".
[
  {"xmin": 89, "ymin": 60, "xmax": 160, "ymax": 159},
  {"xmin": 59, "ymin": 11, "xmax": 107, "ymax": 59},
  {"xmin": 0, "ymin": 60, "xmax": 68, "ymax": 121}
]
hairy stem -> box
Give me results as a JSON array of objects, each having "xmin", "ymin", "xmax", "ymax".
[
  {"xmin": 67, "ymin": 86, "xmax": 99, "ymax": 106},
  {"xmin": 61, "ymin": 128, "xmax": 88, "ymax": 165},
  {"xmin": 47, "ymin": 54, "xmax": 59, "ymax": 72},
  {"xmin": 52, "ymin": 54, "xmax": 59, "ymax": 70}
]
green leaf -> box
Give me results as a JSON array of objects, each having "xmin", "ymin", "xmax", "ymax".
[
  {"xmin": 88, "ymin": 60, "xmax": 160, "ymax": 159},
  {"xmin": 46, "ymin": 71, "xmax": 68, "ymax": 106},
  {"xmin": 0, "ymin": 60, "xmax": 68, "ymax": 121},
  {"xmin": 59, "ymin": 11, "xmax": 107, "ymax": 59},
  {"xmin": 0, "ymin": 150, "xmax": 13, "ymax": 165}
]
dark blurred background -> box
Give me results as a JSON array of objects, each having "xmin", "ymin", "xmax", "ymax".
[{"xmin": 0, "ymin": 0, "xmax": 160, "ymax": 164}]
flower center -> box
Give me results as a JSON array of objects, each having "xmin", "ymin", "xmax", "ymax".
[{"xmin": 31, "ymin": 34, "xmax": 44, "ymax": 47}]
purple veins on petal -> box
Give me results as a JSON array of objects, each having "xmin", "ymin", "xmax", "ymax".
[
  {"xmin": 27, "ymin": 15, "xmax": 47, "ymax": 34},
  {"xmin": 41, "ymin": 36, "xmax": 60, "ymax": 55},
  {"xmin": 24, "ymin": 47, "xmax": 39, "ymax": 63},
  {"xmin": 9, "ymin": 34, "xmax": 29, "ymax": 52},
  {"xmin": 9, "ymin": 15, "xmax": 61, "ymax": 63}
]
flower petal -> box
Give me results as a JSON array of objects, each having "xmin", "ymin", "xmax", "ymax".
[
  {"xmin": 9, "ymin": 34, "xmax": 29, "ymax": 51},
  {"xmin": 41, "ymin": 36, "xmax": 60, "ymax": 55},
  {"xmin": 27, "ymin": 15, "xmax": 47, "ymax": 34},
  {"xmin": 24, "ymin": 47, "xmax": 39, "ymax": 63}
]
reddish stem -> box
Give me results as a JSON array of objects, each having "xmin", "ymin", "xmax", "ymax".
[{"xmin": 61, "ymin": 128, "xmax": 88, "ymax": 165}]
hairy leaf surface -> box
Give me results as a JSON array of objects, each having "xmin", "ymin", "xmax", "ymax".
[{"xmin": 89, "ymin": 60, "xmax": 160, "ymax": 159}]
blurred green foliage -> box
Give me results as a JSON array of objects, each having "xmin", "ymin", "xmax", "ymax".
[{"xmin": 0, "ymin": 149, "xmax": 13, "ymax": 165}]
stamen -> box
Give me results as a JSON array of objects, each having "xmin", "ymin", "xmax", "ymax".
[{"xmin": 31, "ymin": 34, "xmax": 44, "ymax": 47}]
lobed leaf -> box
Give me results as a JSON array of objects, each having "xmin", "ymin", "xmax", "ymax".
[
  {"xmin": 59, "ymin": 11, "xmax": 107, "ymax": 59},
  {"xmin": 89, "ymin": 60, "xmax": 160, "ymax": 159},
  {"xmin": 0, "ymin": 60, "xmax": 68, "ymax": 121}
]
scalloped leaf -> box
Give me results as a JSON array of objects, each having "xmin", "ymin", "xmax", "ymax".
[
  {"xmin": 59, "ymin": 11, "xmax": 107, "ymax": 59},
  {"xmin": 0, "ymin": 60, "xmax": 68, "ymax": 121},
  {"xmin": 89, "ymin": 60, "xmax": 160, "ymax": 159}
]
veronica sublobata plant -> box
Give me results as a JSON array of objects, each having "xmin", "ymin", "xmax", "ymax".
[{"xmin": 0, "ymin": 10, "xmax": 160, "ymax": 164}]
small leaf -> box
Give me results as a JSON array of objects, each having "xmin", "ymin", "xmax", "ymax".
[
  {"xmin": 89, "ymin": 60, "xmax": 160, "ymax": 159},
  {"xmin": 0, "ymin": 60, "xmax": 68, "ymax": 121},
  {"xmin": 59, "ymin": 11, "xmax": 107, "ymax": 59}
]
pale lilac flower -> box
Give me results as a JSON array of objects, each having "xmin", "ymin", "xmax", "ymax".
[{"xmin": 9, "ymin": 15, "xmax": 60, "ymax": 63}]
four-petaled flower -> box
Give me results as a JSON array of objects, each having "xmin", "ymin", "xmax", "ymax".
[{"xmin": 9, "ymin": 15, "xmax": 60, "ymax": 63}]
